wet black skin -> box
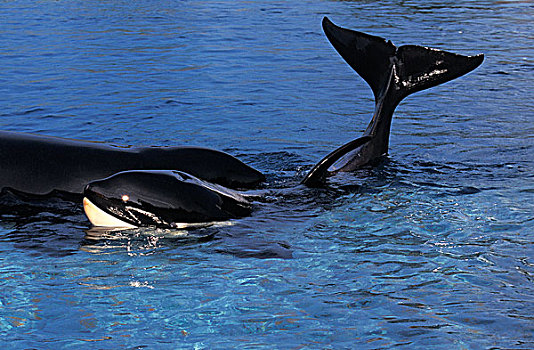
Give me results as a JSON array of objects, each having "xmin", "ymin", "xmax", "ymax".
[
  {"xmin": 301, "ymin": 18, "xmax": 483, "ymax": 186},
  {"xmin": 0, "ymin": 131, "xmax": 264, "ymax": 196},
  {"xmin": 84, "ymin": 170, "xmax": 252, "ymax": 228}
]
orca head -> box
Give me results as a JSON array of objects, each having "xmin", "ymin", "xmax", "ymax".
[{"xmin": 83, "ymin": 170, "xmax": 252, "ymax": 228}]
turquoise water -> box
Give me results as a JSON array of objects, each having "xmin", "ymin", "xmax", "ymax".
[{"xmin": 1, "ymin": 0, "xmax": 533, "ymax": 348}]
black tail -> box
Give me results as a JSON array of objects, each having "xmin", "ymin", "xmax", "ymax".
[
  {"xmin": 302, "ymin": 18, "xmax": 484, "ymax": 187},
  {"xmin": 322, "ymin": 17, "xmax": 484, "ymax": 104},
  {"xmin": 301, "ymin": 135, "xmax": 372, "ymax": 187}
]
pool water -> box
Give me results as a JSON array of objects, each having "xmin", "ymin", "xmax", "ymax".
[{"xmin": 0, "ymin": 0, "xmax": 533, "ymax": 348}]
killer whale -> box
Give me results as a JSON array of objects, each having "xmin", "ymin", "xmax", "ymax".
[
  {"xmin": 0, "ymin": 18, "xmax": 483, "ymax": 228},
  {"xmin": 83, "ymin": 170, "xmax": 251, "ymax": 228},
  {"xmin": 82, "ymin": 18, "xmax": 484, "ymax": 228},
  {"xmin": 0, "ymin": 130, "xmax": 264, "ymax": 197}
]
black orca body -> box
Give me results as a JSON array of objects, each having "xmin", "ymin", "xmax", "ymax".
[
  {"xmin": 0, "ymin": 131, "xmax": 264, "ymax": 197},
  {"xmin": 83, "ymin": 170, "xmax": 251, "ymax": 228},
  {"xmin": 301, "ymin": 18, "xmax": 483, "ymax": 186}
]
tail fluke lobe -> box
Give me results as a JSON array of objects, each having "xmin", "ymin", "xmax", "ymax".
[
  {"xmin": 322, "ymin": 17, "xmax": 396, "ymax": 99},
  {"xmin": 395, "ymin": 45, "xmax": 484, "ymax": 99},
  {"xmin": 302, "ymin": 136, "xmax": 372, "ymax": 187},
  {"xmin": 322, "ymin": 17, "xmax": 484, "ymax": 102}
]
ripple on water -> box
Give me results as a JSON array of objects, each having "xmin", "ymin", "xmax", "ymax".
[{"xmin": 0, "ymin": 0, "xmax": 533, "ymax": 348}]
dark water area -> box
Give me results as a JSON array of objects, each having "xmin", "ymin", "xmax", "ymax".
[{"xmin": 0, "ymin": 0, "xmax": 533, "ymax": 348}]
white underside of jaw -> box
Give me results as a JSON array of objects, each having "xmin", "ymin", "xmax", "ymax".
[
  {"xmin": 83, "ymin": 197, "xmax": 235, "ymax": 230},
  {"xmin": 83, "ymin": 197, "xmax": 137, "ymax": 228}
]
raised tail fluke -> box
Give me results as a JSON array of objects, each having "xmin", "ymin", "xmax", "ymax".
[
  {"xmin": 302, "ymin": 18, "xmax": 484, "ymax": 187},
  {"xmin": 322, "ymin": 17, "xmax": 484, "ymax": 103}
]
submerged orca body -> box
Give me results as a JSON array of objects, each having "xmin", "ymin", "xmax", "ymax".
[{"xmin": 0, "ymin": 131, "xmax": 264, "ymax": 196}]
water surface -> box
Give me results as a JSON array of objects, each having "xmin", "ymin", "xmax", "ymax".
[{"xmin": 0, "ymin": 0, "xmax": 533, "ymax": 348}]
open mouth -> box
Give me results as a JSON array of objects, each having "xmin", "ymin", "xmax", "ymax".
[{"xmin": 83, "ymin": 197, "xmax": 137, "ymax": 228}]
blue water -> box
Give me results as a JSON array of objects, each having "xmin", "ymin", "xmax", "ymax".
[{"xmin": 0, "ymin": 0, "xmax": 533, "ymax": 348}]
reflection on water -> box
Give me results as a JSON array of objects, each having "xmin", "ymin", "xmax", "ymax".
[
  {"xmin": 81, "ymin": 226, "xmax": 217, "ymax": 255},
  {"xmin": 0, "ymin": 0, "xmax": 533, "ymax": 348}
]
